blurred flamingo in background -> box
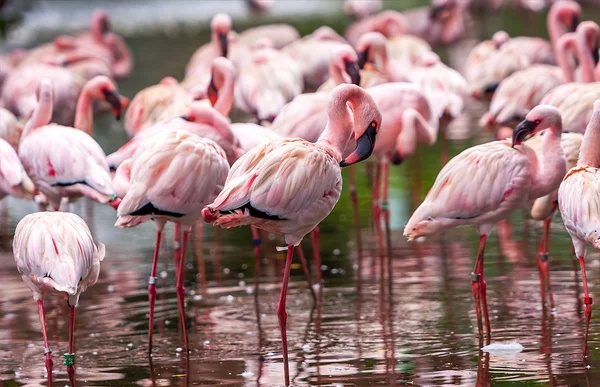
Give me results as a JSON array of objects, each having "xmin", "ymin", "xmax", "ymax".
[
  {"xmin": 405, "ymin": 105, "xmax": 566, "ymax": 342},
  {"xmin": 13, "ymin": 211, "xmax": 105, "ymax": 386},
  {"xmin": 558, "ymin": 100, "xmax": 600, "ymax": 358},
  {"xmin": 0, "ymin": 138, "xmax": 36, "ymax": 202},
  {"xmin": 115, "ymin": 130, "xmax": 230, "ymax": 354},
  {"xmin": 343, "ymin": 0, "xmax": 382, "ymax": 19},
  {"xmin": 202, "ymin": 84, "xmax": 382, "ymax": 387},
  {"xmin": 19, "ymin": 78, "xmax": 122, "ymax": 211},
  {"xmin": 0, "ymin": 107, "xmax": 22, "ymax": 150}
]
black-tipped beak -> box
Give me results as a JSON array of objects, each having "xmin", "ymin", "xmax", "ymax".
[
  {"xmin": 512, "ymin": 119, "xmax": 537, "ymax": 147},
  {"xmin": 207, "ymin": 76, "xmax": 219, "ymax": 106},
  {"xmin": 218, "ymin": 32, "xmax": 228, "ymax": 58},
  {"xmin": 344, "ymin": 61, "xmax": 361, "ymax": 86},
  {"xmin": 340, "ymin": 124, "xmax": 377, "ymax": 167},
  {"xmin": 357, "ymin": 49, "xmax": 369, "ymax": 69},
  {"xmin": 389, "ymin": 151, "xmax": 404, "ymax": 165},
  {"xmin": 180, "ymin": 115, "xmax": 192, "ymax": 122},
  {"xmin": 101, "ymin": 18, "xmax": 111, "ymax": 34},
  {"xmin": 571, "ymin": 15, "xmax": 580, "ymax": 32},
  {"xmin": 103, "ymin": 90, "xmax": 122, "ymax": 120},
  {"xmin": 483, "ymin": 82, "xmax": 499, "ymax": 95}
]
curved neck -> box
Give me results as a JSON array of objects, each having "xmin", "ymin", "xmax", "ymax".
[
  {"xmin": 106, "ymin": 33, "xmax": 133, "ymax": 79},
  {"xmin": 577, "ymin": 27, "xmax": 599, "ymax": 83},
  {"xmin": 547, "ymin": 8, "xmax": 566, "ymax": 50},
  {"xmin": 317, "ymin": 88, "xmax": 361, "ymax": 157},
  {"xmin": 213, "ymin": 72, "xmax": 235, "ymax": 117},
  {"xmin": 556, "ymin": 37, "xmax": 577, "ymax": 82},
  {"xmin": 74, "ymin": 86, "xmax": 96, "ymax": 134},
  {"xmin": 579, "ymin": 110, "xmax": 600, "ymax": 167},
  {"xmin": 532, "ymin": 124, "xmax": 566, "ymax": 196},
  {"xmin": 330, "ymin": 62, "xmax": 346, "ymax": 86},
  {"xmin": 22, "ymin": 91, "xmax": 53, "ymax": 140},
  {"xmin": 372, "ymin": 44, "xmax": 390, "ymax": 77}
]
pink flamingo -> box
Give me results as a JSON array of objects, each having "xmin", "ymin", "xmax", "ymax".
[
  {"xmin": 13, "ymin": 211, "xmax": 105, "ymax": 386},
  {"xmin": 201, "ymin": 84, "xmax": 381, "ymax": 387},
  {"xmin": 115, "ymin": 129, "xmax": 230, "ymax": 354},
  {"xmin": 343, "ymin": 0, "xmax": 382, "ymax": 19},
  {"xmin": 315, "ymin": 45, "xmax": 367, "ymax": 91},
  {"xmin": 558, "ymin": 99, "xmax": 600, "ymax": 358},
  {"xmin": 109, "ymin": 103, "xmax": 242, "ymax": 169},
  {"xmin": 480, "ymin": 32, "xmax": 577, "ymax": 128},
  {"xmin": 0, "ymin": 138, "xmax": 36, "ymax": 201},
  {"xmin": 19, "ymin": 78, "xmax": 121, "ymax": 211},
  {"xmin": 181, "ymin": 56, "xmax": 236, "ymax": 116},
  {"xmin": 541, "ymin": 22, "xmax": 600, "ymax": 134},
  {"xmin": 0, "ymin": 107, "xmax": 22, "ymax": 150},
  {"xmin": 404, "ymin": 0, "xmax": 471, "ymax": 46},
  {"xmin": 405, "ymin": 105, "xmax": 566, "ymax": 341},
  {"xmin": 234, "ymin": 40, "xmax": 303, "ymax": 122},
  {"xmin": 238, "ymin": 24, "xmax": 300, "ymax": 49},
  {"xmin": 352, "ymin": 32, "xmax": 407, "ymax": 82},
  {"xmin": 282, "ymin": 26, "xmax": 348, "ymax": 88}
]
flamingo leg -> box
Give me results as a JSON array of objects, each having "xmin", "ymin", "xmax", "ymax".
[
  {"xmin": 173, "ymin": 224, "xmax": 181, "ymax": 272},
  {"xmin": 381, "ymin": 162, "xmax": 392, "ymax": 254},
  {"xmin": 251, "ymin": 226, "xmax": 262, "ymax": 294},
  {"xmin": 175, "ymin": 229, "xmax": 190, "ymax": 353},
  {"xmin": 578, "ymin": 255, "xmax": 593, "ymax": 358},
  {"xmin": 277, "ymin": 245, "xmax": 294, "ymax": 387},
  {"xmin": 311, "ymin": 228, "xmax": 322, "ymax": 292},
  {"xmin": 471, "ymin": 234, "xmax": 490, "ymax": 342},
  {"xmin": 37, "ymin": 300, "xmax": 53, "ymax": 387},
  {"xmin": 148, "ymin": 229, "xmax": 162, "ymax": 354},
  {"xmin": 348, "ymin": 165, "xmax": 364, "ymax": 273},
  {"xmin": 296, "ymin": 245, "xmax": 317, "ymax": 302},
  {"xmin": 66, "ymin": 304, "xmax": 75, "ymax": 387},
  {"xmin": 537, "ymin": 218, "xmax": 555, "ymax": 308},
  {"xmin": 373, "ymin": 163, "xmax": 384, "ymax": 254}
]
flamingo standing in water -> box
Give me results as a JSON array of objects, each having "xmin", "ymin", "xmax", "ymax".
[
  {"xmin": 558, "ymin": 100, "xmax": 600, "ymax": 358},
  {"xmin": 115, "ymin": 130, "xmax": 230, "ymax": 354},
  {"xmin": 13, "ymin": 211, "xmax": 105, "ymax": 386},
  {"xmin": 405, "ymin": 105, "xmax": 566, "ymax": 341},
  {"xmin": 202, "ymin": 84, "xmax": 382, "ymax": 387},
  {"xmin": 19, "ymin": 78, "xmax": 122, "ymax": 211}
]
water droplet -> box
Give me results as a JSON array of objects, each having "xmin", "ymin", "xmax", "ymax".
[
  {"xmin": 107, "ymin": 285, "xmax": 115, "ymax": 293},
  {"xmin": 240, "ymin": 371, "xmax": 254, "ymax": 378},
  {"xmin": 332, "ymin": 249, "xmax": 341, "ymax": 255},
  {"xmin": 321, "ymin": 265, "xmax": 328, "ymax": 271},
  {"xmin": 204, "ymin": 340, "xmax": 210, "ymax": 345},
  {"xmin": 238, "ymin": 280, "xmax": 246, "ymax": 287},
  {"xmin": 302, "ymin": 344, "xmax": 311, "ymax": 351},
  {"xmin": 160, "ymin": 271, "xmax": 168, "ymax": 279},
  {"xmin": 176, "ymin": 347, "xmax": 183, "ymax": 353},
  {"xmin": 223, "ymin": 268, "xmax": 231, "ymax": 274},
  {"xmin": 193, "ymin": 295, "xmax": 203, "ymax": 301},
  {"xmin": 238, "ymin": 272, "xmax": 244, "ymax": 278}
]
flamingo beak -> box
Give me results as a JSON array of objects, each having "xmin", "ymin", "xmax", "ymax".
[
  {"xmin": 102, "ymin": 90, "xmax": 122, "ymax": 120},
  {"xmin": 357, "ymin": 49, "xmax": 369, "ymax": 69},
  {"xmin": 340, "ymin": 124, "xmax": 377, "ymax": 167},
  {"xmin": 181, "ymin": 115, "xmax": 192, "ymax": 122},
  {"xmin": 218, "ymin": 32, "xmax": 229, "ymax": 58},
  {"xmin": 512, "ymin": 119, "xmax": 537, "ymax": 147},
  {"xmin": 483, "ymin": 82, "xmax": 499, "ymax": 95},
  {"xmin": 571, "ymin": 15, "xmax": 580, "ymax": 32},
  {"xmin": 207, "ymin": 77, "xmax": 219, "ymax": 106},
  {"xmin": 344, "ymin": 61, "xmax": 361, "ymax": 86}
]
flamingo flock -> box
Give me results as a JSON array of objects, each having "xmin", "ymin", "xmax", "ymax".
[{"xmin": 3, "ymin": 1, "xmax": 600, "ymax": 386}]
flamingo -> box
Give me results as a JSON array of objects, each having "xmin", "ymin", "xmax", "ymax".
[
  {"xmin": 19, "ymin": 78, "xmax": 121, "ymax": 211},
  {"xmin": 405, "ymin": 105, "xmax": 566, "ymax": 341},
  {"xmin": 0, "ymin": 107, "xmax": 22, "ymax": 150},
  {"xmin": 115, "ymin": 129, "xmax": 230, "ymax": 354},
  {"xmin": 0, "ymin": 138, "xmax": 36, "ymax": 201},
  {"xmin": 201, "ymin": 84, "xmax": 380, "ymax": 386},
  {"xmin": 479, "ymin": 31, "xmax": 577, "ymax": 128},
  {"xmin": 404, "ymin": 0, "xmax": 471, "ymax": 46},
  {"xmin": 13, "ymin": 211, "xmax": 105, "ymax": 386},
  {"xmin": 352, "ymin": 31, "xmax": 407, "ymax": 82},
  {"xmin": 282, "ymin": 26, "xmax": 348, "ymax": 88},
  {"xmin": 558, "ymin": 99, "xmax": 600, "ymax": 358},
  {"xmin": 315, "ymin": 45, "xmax": 366, "ymax": 92},
  {"xmin": 238, "ymin": 24, "xmax": 300, "ymax": 49},
  {"xmin": 343, "ymin": 0, "xmax": 382, "ymax": 19}
]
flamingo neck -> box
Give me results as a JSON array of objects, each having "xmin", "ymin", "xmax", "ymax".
[
  {"xmin": 532, "ymin": 124, "xmax": 565, "ymax": 198},
  {"xmin": 213, "ymin": 72, "xmax": 235, "ymax": 117},
  {"xmin": 74, "ymin": 88, "xmax": 95, "ymax": 135},
  {"xmin": 330, "ymin": 62, "xmax": 346, "ymax": 86},
  {"xmin": 547, "ymin": 8, "xmax": 566, "ymax": 51},
  {"xmin": 317, "ymin": 89, "xmax": 358, "ymax": 158},
  {"xmin": 576, "ymin": 27, "xmax": 599, "ymax": 83},
  {"xmin": 579, "ymin": 110, "xmax": 600, "ymax": 167},
  {"xmin": 556, "ymin": 37, "xmax": 577, "ymax": 82},
  {"xmin": 106, "ymin": 33, "xmax": 133, "ymax": 79},
  {"xmin": 22, "ymin": 91, "xmax": 53, "ymax": 140}
]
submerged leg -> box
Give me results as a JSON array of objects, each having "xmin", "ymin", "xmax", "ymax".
[
  {"xmin": 373, "ymin": 163, "xmax": 383, "ymax": 254},
  {"xmin": 66, "ymin": 304, "xmax": 76, "ymax": 386},
  {"xmin": 579, "ymin": 255, "xmax": 593, "ymax": 358},
  {"xmin": 311, "ymin": 228, "xmax": 322, "ymax": 292},
  {"xmin": 296, "ymin": 245, "xmax": 317, "ymax": 302},
  {"xmin": 148, "ymin": 227, "xmax": 163, "ymax": 354},
  {"xmin": 381, "ymin": 163, "xmax": 392, "ymax": 254},
  {"xmin": 38, "ymin": 300, "xmax": 53, "ymax": 387},
  {"xmin": 348, "ymin": 165, "xmax": 364, "ymax": 273},
  {"xmin": 277, "ymin": 245, "xmax": 294, "ymax": 387},
  {"xmin": 251, "ymin": 226, "xmax": 262, "ymax": 294},
  {"xmin": 471, "ymin": 234, "xmax": 489, "ymax": 340},
  {"xmin": 175, "ymin": 228, "xmax": 190, "ymax": 353}
]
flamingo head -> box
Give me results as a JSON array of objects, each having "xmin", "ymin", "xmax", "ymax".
[
  {"xmin": 211, "ymin": 13, "xmax": 232, "ymax": 57},
  {"xmin": 356, "ymin": 32, "xmax": 387, "ymax": 69},
  {"xmin": 512, "ymin": 105, "xmax": 561, "ymax": 147},
  {"xmin": 429, "ymin": 0, "xmax": 456, "ymax": 21},
  {"xmin": 84, "ymin": 75, "xmax": 124, "ymax": 120},
  {"xmin": 208, "ymin": 57, "xmax": 236, "ymax": 106},
  {"xmin": 553, "ymin": 0, "xmax": 581, "ymax": 32},
  {"xmin": 332, "ymin": 45, "xmax": 361, "ymax": 86}
]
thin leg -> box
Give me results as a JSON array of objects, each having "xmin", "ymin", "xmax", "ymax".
[
  {"xmin": 251, "ymin": 226, "xmax": 262, "ymax": 294},
  {"xmin": 66, "ymin": 304, "xmax": 76, "ymax": 386},
  {"xmin": 381, "ymin": 163, "xmax": 392, "ymax": 255},
  {"xmin": 373, "ymin": 163, "xmax": 384, "ymax": 255},
  {"xmin": 38, "ymin": 300, "xmax": 53, "ymax": 387},
  {"xmin": 471, "ymin": 235, "xmax": 489, "ymax": 340},
  {"xmin": 148, "ymin": 230, "xmax": 162, "ymax": 354},
  {"xmin": 277, "ymin": 245, "xmax": 294, "ymax": 387},
  {"xmin": 311, "ymin": 228, "xmax": 322, "ymax": 292},
  {"xmin": 175, "ymin": 229, "xmax": 190, "ymax": 353},
  {"xmin": 173, "ymin": 224, "xmax": 181, "ymax": 272},
  {"xmin": 296, "ymin": 245, "xmax": 317, "ymax": 302},
  {"xmin": 579, "ymin": 255, "xmax": 593, "ymax": 358},
  {"xmin": 194, "ymin": 224, "xmax": 207, "ymax": 295},
  {"xmin": 541, "ymin": 218, "xmax": 554, "ymax": 308},
  {"xmin": 348, "ymin": 165, "xmax": 364, "ymax": 276}
]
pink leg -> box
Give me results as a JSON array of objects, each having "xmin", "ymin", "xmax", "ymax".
[
  {"xmin": 148, "ymin": 229, "xmax": 162, "ymax": 354},
  {"xmin": 66, "ymin": 305, "xmax": 75, "ymax": 386},
  {"xmin": 173, "ymin": 224, "xmax": 181, "ymax": 272},
  {"xmin": 471, "ymin": 235, "xmax": 489, "ymax": 340},
  {"xmin": 277, "ymin": 246, "xmax": 294, "ymax": 387},
  {"xmin": 175, "ymin": 229, "xmax": 190, "ymax": 353},
  {"xmin": 296, "ymin": 245, "xmax": 317, "ymax": 302},
  {"xmin": 381, "ymin": 163, "xmax": 391, "ymax": 252},
  {"xmin": 348, "ymin": 165, "xmax": 364, "ymax": 272},
  {"xmin": 38, "ymin": 300, "xmax": 53, "ymax": 387},
  {"xmin": 373, "ymin": 163, "xmax": 383, "ymax": 254},
  {"xmin": 311, "ymin": 228, "xmax": 322, "ymax": 291},
  {"xmin": 579, "ymin": 255, "xmax": 593, "ymax": 358},
  {"xmin": 251, "ymin": 226, "xmax": 262, "ymax": 293}
]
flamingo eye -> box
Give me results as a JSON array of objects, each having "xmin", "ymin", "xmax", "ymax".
[
  {"xmin": 534, "ymin": 119, "xmax": 541, "ymax": 125},
  {"xmin": 370, "ymin": 120, "xmax": 378, "ymax": 129}
]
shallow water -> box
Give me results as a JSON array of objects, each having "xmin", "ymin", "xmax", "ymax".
[{"xmin": 2, "ymin": 1, "xmax": 600, "ymax": 386}]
